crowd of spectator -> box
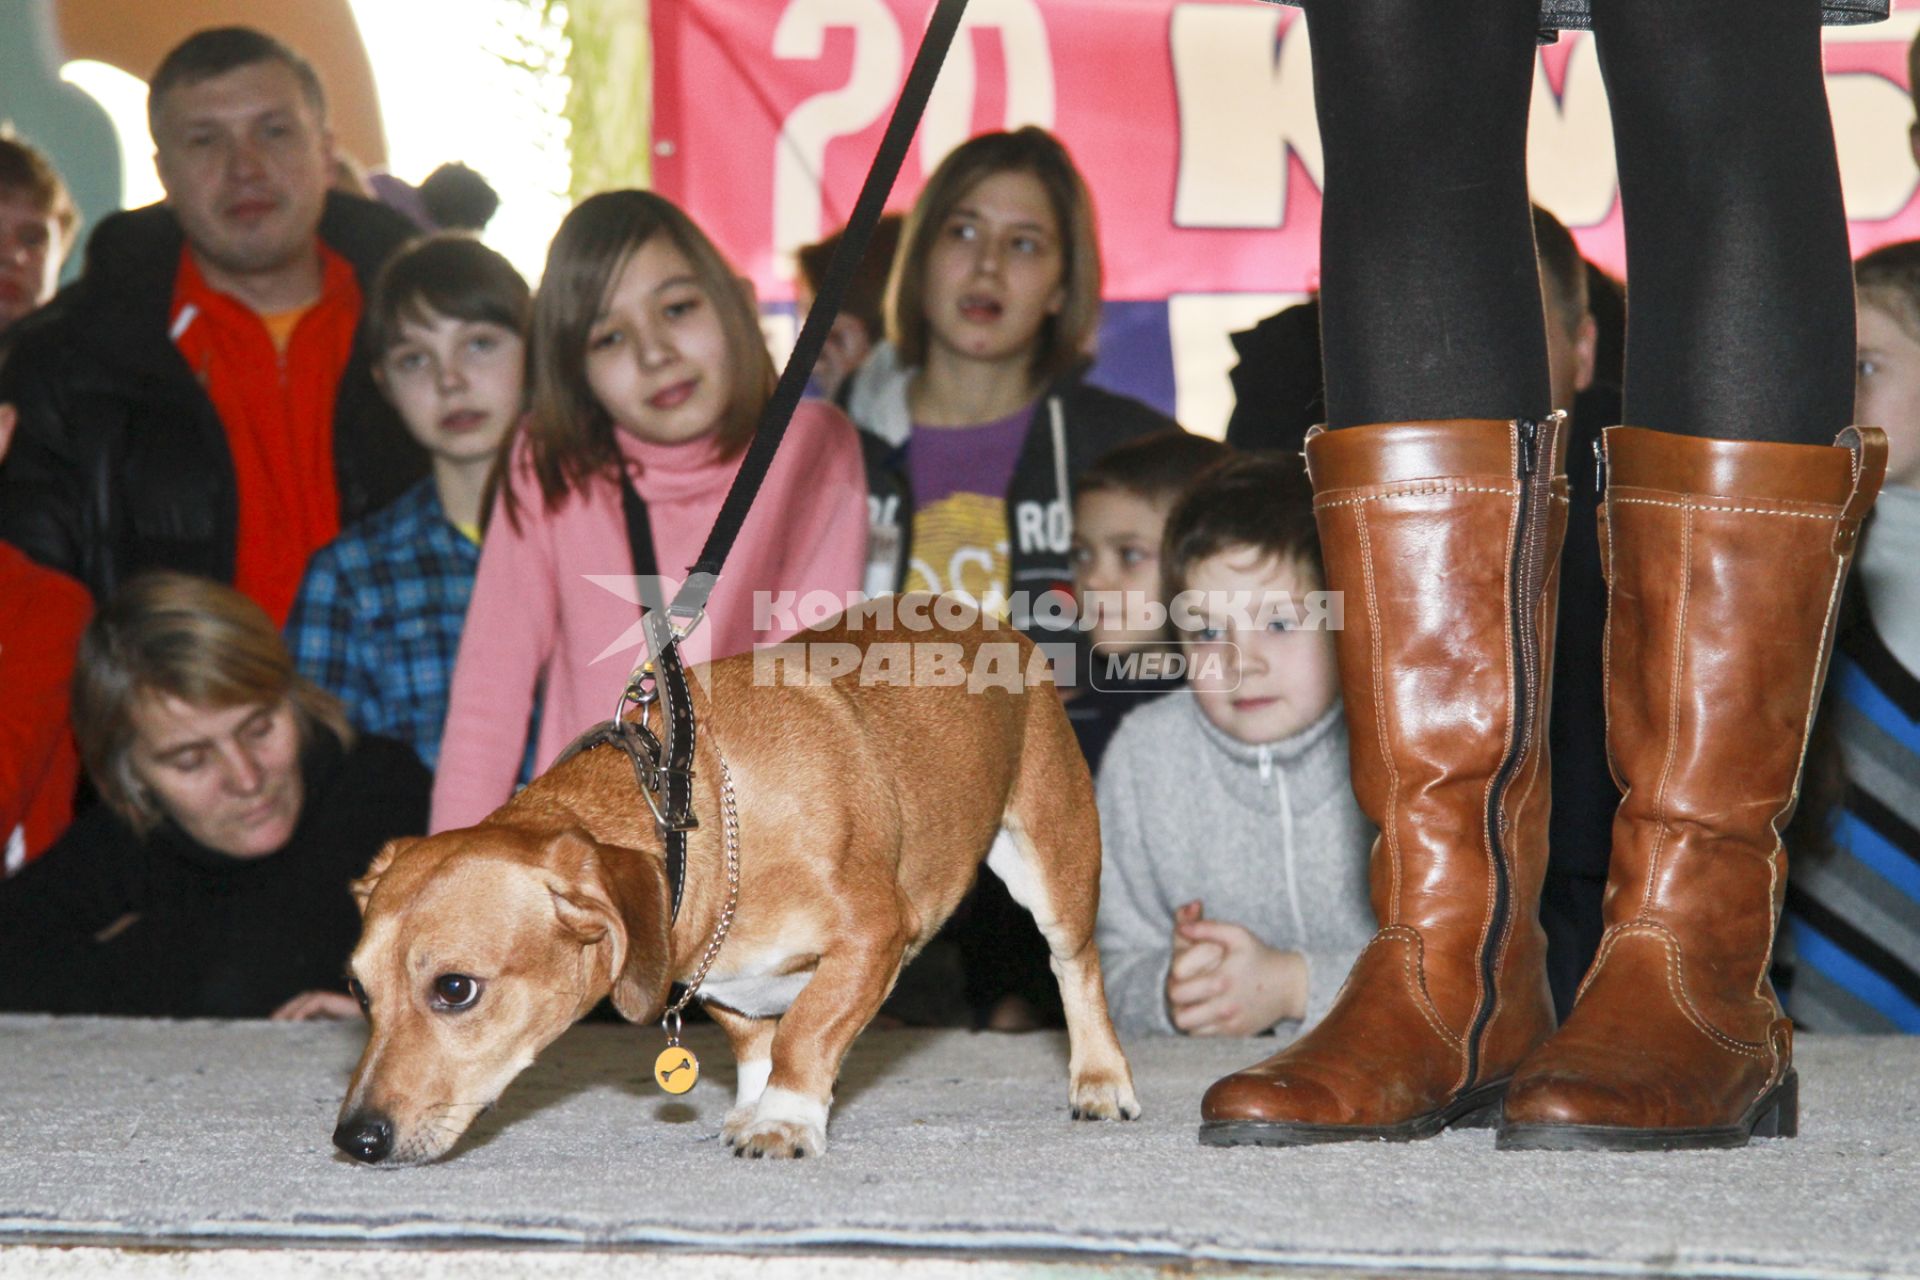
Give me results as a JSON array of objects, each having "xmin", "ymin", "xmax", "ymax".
[{"xmin": 0, "ymin": 22, "xmax": 1913, "ymax": 1038}]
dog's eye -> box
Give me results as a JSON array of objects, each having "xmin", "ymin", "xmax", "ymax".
[
  {"xmin": 431, "ymin": 974, "xmax": 481, "ymax": 1011},
  {"xmin": 347, "ymin": 978, "xmax": 370, "ymax": 1013}
]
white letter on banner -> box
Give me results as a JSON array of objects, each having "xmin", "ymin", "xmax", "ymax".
[
  {"xmin": 773, "ymin": 0, "xmax": 904, "ymax": 273},
  {"xmin": 917, "ymin": 0, "xmax": 1056, "ymax": 175},
  {"xmin": 1171, "ymin": 5, "xmax": 1320, "ymax": 229},
  {"xmin": 1829, "ymin": 72, "xmax": 1919, "ymax": 220},
  {"xmin": 1525, "ymin": 36, "xmax": 1617, "ymax": 228}
]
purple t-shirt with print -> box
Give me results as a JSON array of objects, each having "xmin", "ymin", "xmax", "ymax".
[{"xmin": 902, "ymin": 404, "xmax": 1034, "ymax": 603}]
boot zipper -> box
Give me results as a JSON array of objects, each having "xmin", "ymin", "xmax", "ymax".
[{"xmin": 1465, "ymin": 415, "xmax": 1552, "ymax": 1087}]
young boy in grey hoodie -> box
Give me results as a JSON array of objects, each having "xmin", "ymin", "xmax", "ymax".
[{"xmin": 1096, "ymin": 454, "xmax": 1375, "ymax": 1039}]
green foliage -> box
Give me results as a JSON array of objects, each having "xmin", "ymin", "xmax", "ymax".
[{"xmin": 563, "ymin": 0, "xmax": 653, "ymax": 200}]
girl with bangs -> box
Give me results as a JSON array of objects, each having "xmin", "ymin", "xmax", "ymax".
[
  {"xmin": 851, "ymin": 127, "xmax": 1175, "ymax": 629},
  {"xmin": 431, "ymin": 191, "xmax": 867, "ymax": 831}
]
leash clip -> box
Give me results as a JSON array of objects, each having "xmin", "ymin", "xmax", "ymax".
[
  {"xmin": 609, "ymin": 657, "xmax": 700, "ymax": 839},
  {"xmin": 667, "ymin": 604, "xmax": 705, "ymax": 643},
  {"xmin": 627, "ymin": 661, "xmax": 659, "ymax": 710}
]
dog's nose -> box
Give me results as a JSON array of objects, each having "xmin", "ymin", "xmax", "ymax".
[{"xmin": 333, "ymin": 1115, "xmax": 394, "ymax": 1164}]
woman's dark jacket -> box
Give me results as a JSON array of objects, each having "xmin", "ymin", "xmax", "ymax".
[{"xmin": 0, "ymin": 733, "xmax": 429, "ymax": 1018}]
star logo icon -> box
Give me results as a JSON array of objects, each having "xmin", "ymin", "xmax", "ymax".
[{"xmin": 581, "ymin": 572, "xmax": 717, "ymax": 666}]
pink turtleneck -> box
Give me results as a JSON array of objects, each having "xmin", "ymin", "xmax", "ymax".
[{"xmin": 430, "ymin": 400, "xmax": 868, "ymax": 831}]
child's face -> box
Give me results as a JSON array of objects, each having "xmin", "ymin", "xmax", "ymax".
[
  {"xmin": 1071, "ymin": 487, "xmax": 1171, "ymax": 652},
  {"xmin": 378, "ymin": 309, "xmax": 525, "ymax": 465},
  {"xmin": 586, "ymin": 235, "xmax": 735, "ymax": 446},
  {"xmin": 1182, "ymin": 546, "xmax": 1339, "ymax": 746},
  {"xmin": 0, "ymin": 186, "xmax": 64, "ymax": 336},
  {"xmin": 920, "ymin": 169, "xmax": 1065, "ymax": 372},
  {"xmin": 1856, "ymin": 300, "xmax": 1920, "ymax": 490}
]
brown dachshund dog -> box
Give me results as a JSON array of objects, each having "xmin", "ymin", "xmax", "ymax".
[{"xmin": 333, "ymin": 597, "xmax": 1139, "ymax": 1162}]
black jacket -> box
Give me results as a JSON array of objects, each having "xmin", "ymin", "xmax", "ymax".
[
  {"xmin": 0, "ymin": 193, "xmax": 428, "ymax": 603},
  {"xmin": 1223, "ymin": 298, "xmax": 1324, "ymax": 458},
  {"xmin": 0, "ymin": 733, "xmax": 429, "ymax": 1019},
  {"xmin": 860, "ymin": 365, "xmax": 1176, "ymax": 637}
]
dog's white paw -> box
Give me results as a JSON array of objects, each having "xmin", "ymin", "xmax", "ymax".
[
  {"xmin": 724, "ymin": 1085, "xmax": 828, "ymax": 1159},
  {"xmin": 1070, "ymin": 1071, "xmax": 1141, "ymax": 1122},
  {"xmin": 731, "ymin": 1117, "xmax": 824, "ymax": 1159}
]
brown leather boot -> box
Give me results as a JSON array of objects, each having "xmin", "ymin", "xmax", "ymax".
[
  {"xmin": 1499, "ymin": 425, "xmax": 1886, "ymax": 1152},
  {"xmin": 1199, "ymin": 416, "xmax": 1566, "ymax": 1146}
]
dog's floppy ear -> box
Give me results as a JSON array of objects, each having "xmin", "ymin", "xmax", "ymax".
[
  {"xmin": 351, "ymin": 838, "xmax": 417, "ymax": 916},
  {"xmin": 543, "ymin": 830, "xmax": 674, "ymax": 1023}
]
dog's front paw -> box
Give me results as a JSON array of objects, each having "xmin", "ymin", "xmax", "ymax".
[
  {"xmin": 731, "ymin": 1117, "xmax": 824, "ymax": 1159},
  {"xmin": 725, "ymin": 1085, "xmax": 828, "ymax": 1159},
  {"xmin": 1070, "ymin": 1070, "xmax": 1141, "ymax": 1122}
]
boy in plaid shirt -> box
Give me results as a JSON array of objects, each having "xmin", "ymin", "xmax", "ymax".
[{"xmin": 286, "ymin": 235, "xmax": 530, "ymax": 770}]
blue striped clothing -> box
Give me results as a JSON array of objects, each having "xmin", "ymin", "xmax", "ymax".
[{"xmin": 1781, "ymin": 612, "xmax": 1920, "ymax": 1034}]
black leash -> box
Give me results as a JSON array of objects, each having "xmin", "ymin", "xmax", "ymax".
[
  {"xmin": 614, "ymin": 473, "xmax": 696, "ymax": 919},
  {"xmin": 575, "ymin": 0, "xmax": 969, "ymax": 926}
]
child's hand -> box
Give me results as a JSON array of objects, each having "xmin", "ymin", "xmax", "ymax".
[
  {"xmin": 1159, "ymin": 932, "xmax": 1221, "ymax": 1013},
  {"xmin": 270, "ymin": 989, "xmax": 365, "ymax": 1022},
  {"xmin": 1166, "ymin": 917, "xmax": 1308, "ymax": 1036},
  {"xmin": 1165, "ymin": 900, "xmax": 1224, "ymax": 1025}
]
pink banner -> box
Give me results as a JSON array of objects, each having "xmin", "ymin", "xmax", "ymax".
[{"xmin": 651, "ymin": 0, "xmax": 1920, "ymax": 300}]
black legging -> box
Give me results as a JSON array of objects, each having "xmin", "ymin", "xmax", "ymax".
[{"xmin": 1302, "ymin": 0, "xmax": 1854, "ymax": 446}]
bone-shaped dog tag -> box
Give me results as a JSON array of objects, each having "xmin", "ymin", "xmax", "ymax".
[{"xmin": 655, "ymin": 1045, "xmax": 699, "ymax": 1094}]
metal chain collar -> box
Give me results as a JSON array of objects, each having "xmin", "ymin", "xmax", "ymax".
[{"xmin": 661, "ymin": 748, "xmax": 740, "ymax": 1031}]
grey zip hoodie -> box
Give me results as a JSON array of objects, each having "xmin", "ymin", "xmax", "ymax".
[{"xmin": 1095, "ymin": 692, "xmax": 1376, "ymax": 1039}]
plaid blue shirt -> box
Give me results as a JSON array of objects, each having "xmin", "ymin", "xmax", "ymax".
[{"xmin": 286, "ymin": 479, "xmax": 490, "ymax": 772}]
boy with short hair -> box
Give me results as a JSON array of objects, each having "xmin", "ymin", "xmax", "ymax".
[
  {"xmin": 1095, "ymin": 453, "xmax": 1374, "ymax": 1038},
  {"xmin": 0, "ymin": 132, "xmax": 78, "ymax": 338},
  {"xmin": 1065, "ymin": 428, "xmax": 1229, "ymax": 771},
  {"xmin": 0, "ymin": 136, "xmax": 87, "ymax": 869},
  {"xmin": 285, "ymin": 234, "xmax": 530, "ymax": 770},
  {"xmin": 795, "ymin": 212, "xmax": 902, "ymax": 410}
]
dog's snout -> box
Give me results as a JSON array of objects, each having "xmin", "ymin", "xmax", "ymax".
[{"xmin": 333, "ymin": 1114, "xmax": 395, "ymax": 1164}]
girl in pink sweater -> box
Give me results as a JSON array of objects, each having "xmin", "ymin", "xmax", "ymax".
[{"xmin": 431, "ymin": 191, "xmax": 868, "ymax": 830}]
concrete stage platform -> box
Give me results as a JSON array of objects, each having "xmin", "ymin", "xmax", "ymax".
[{"xmin": 0, "ymin": 1017, "xmax": 1915, "ymax": 1279}]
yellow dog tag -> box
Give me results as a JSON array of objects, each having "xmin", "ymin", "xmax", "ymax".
[{"xmin": 655, "ymin": 1045, "xmax": 699, "ymax": 1094}]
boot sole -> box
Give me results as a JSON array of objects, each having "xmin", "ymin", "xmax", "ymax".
[
  {"xmin": 1495, "ymin": 1070, "xmax": 1799, "ymax": 1152},
  {"xmin": 1198, "ymin": 1080, "xmax": 1507, "ymax": 1148}
]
